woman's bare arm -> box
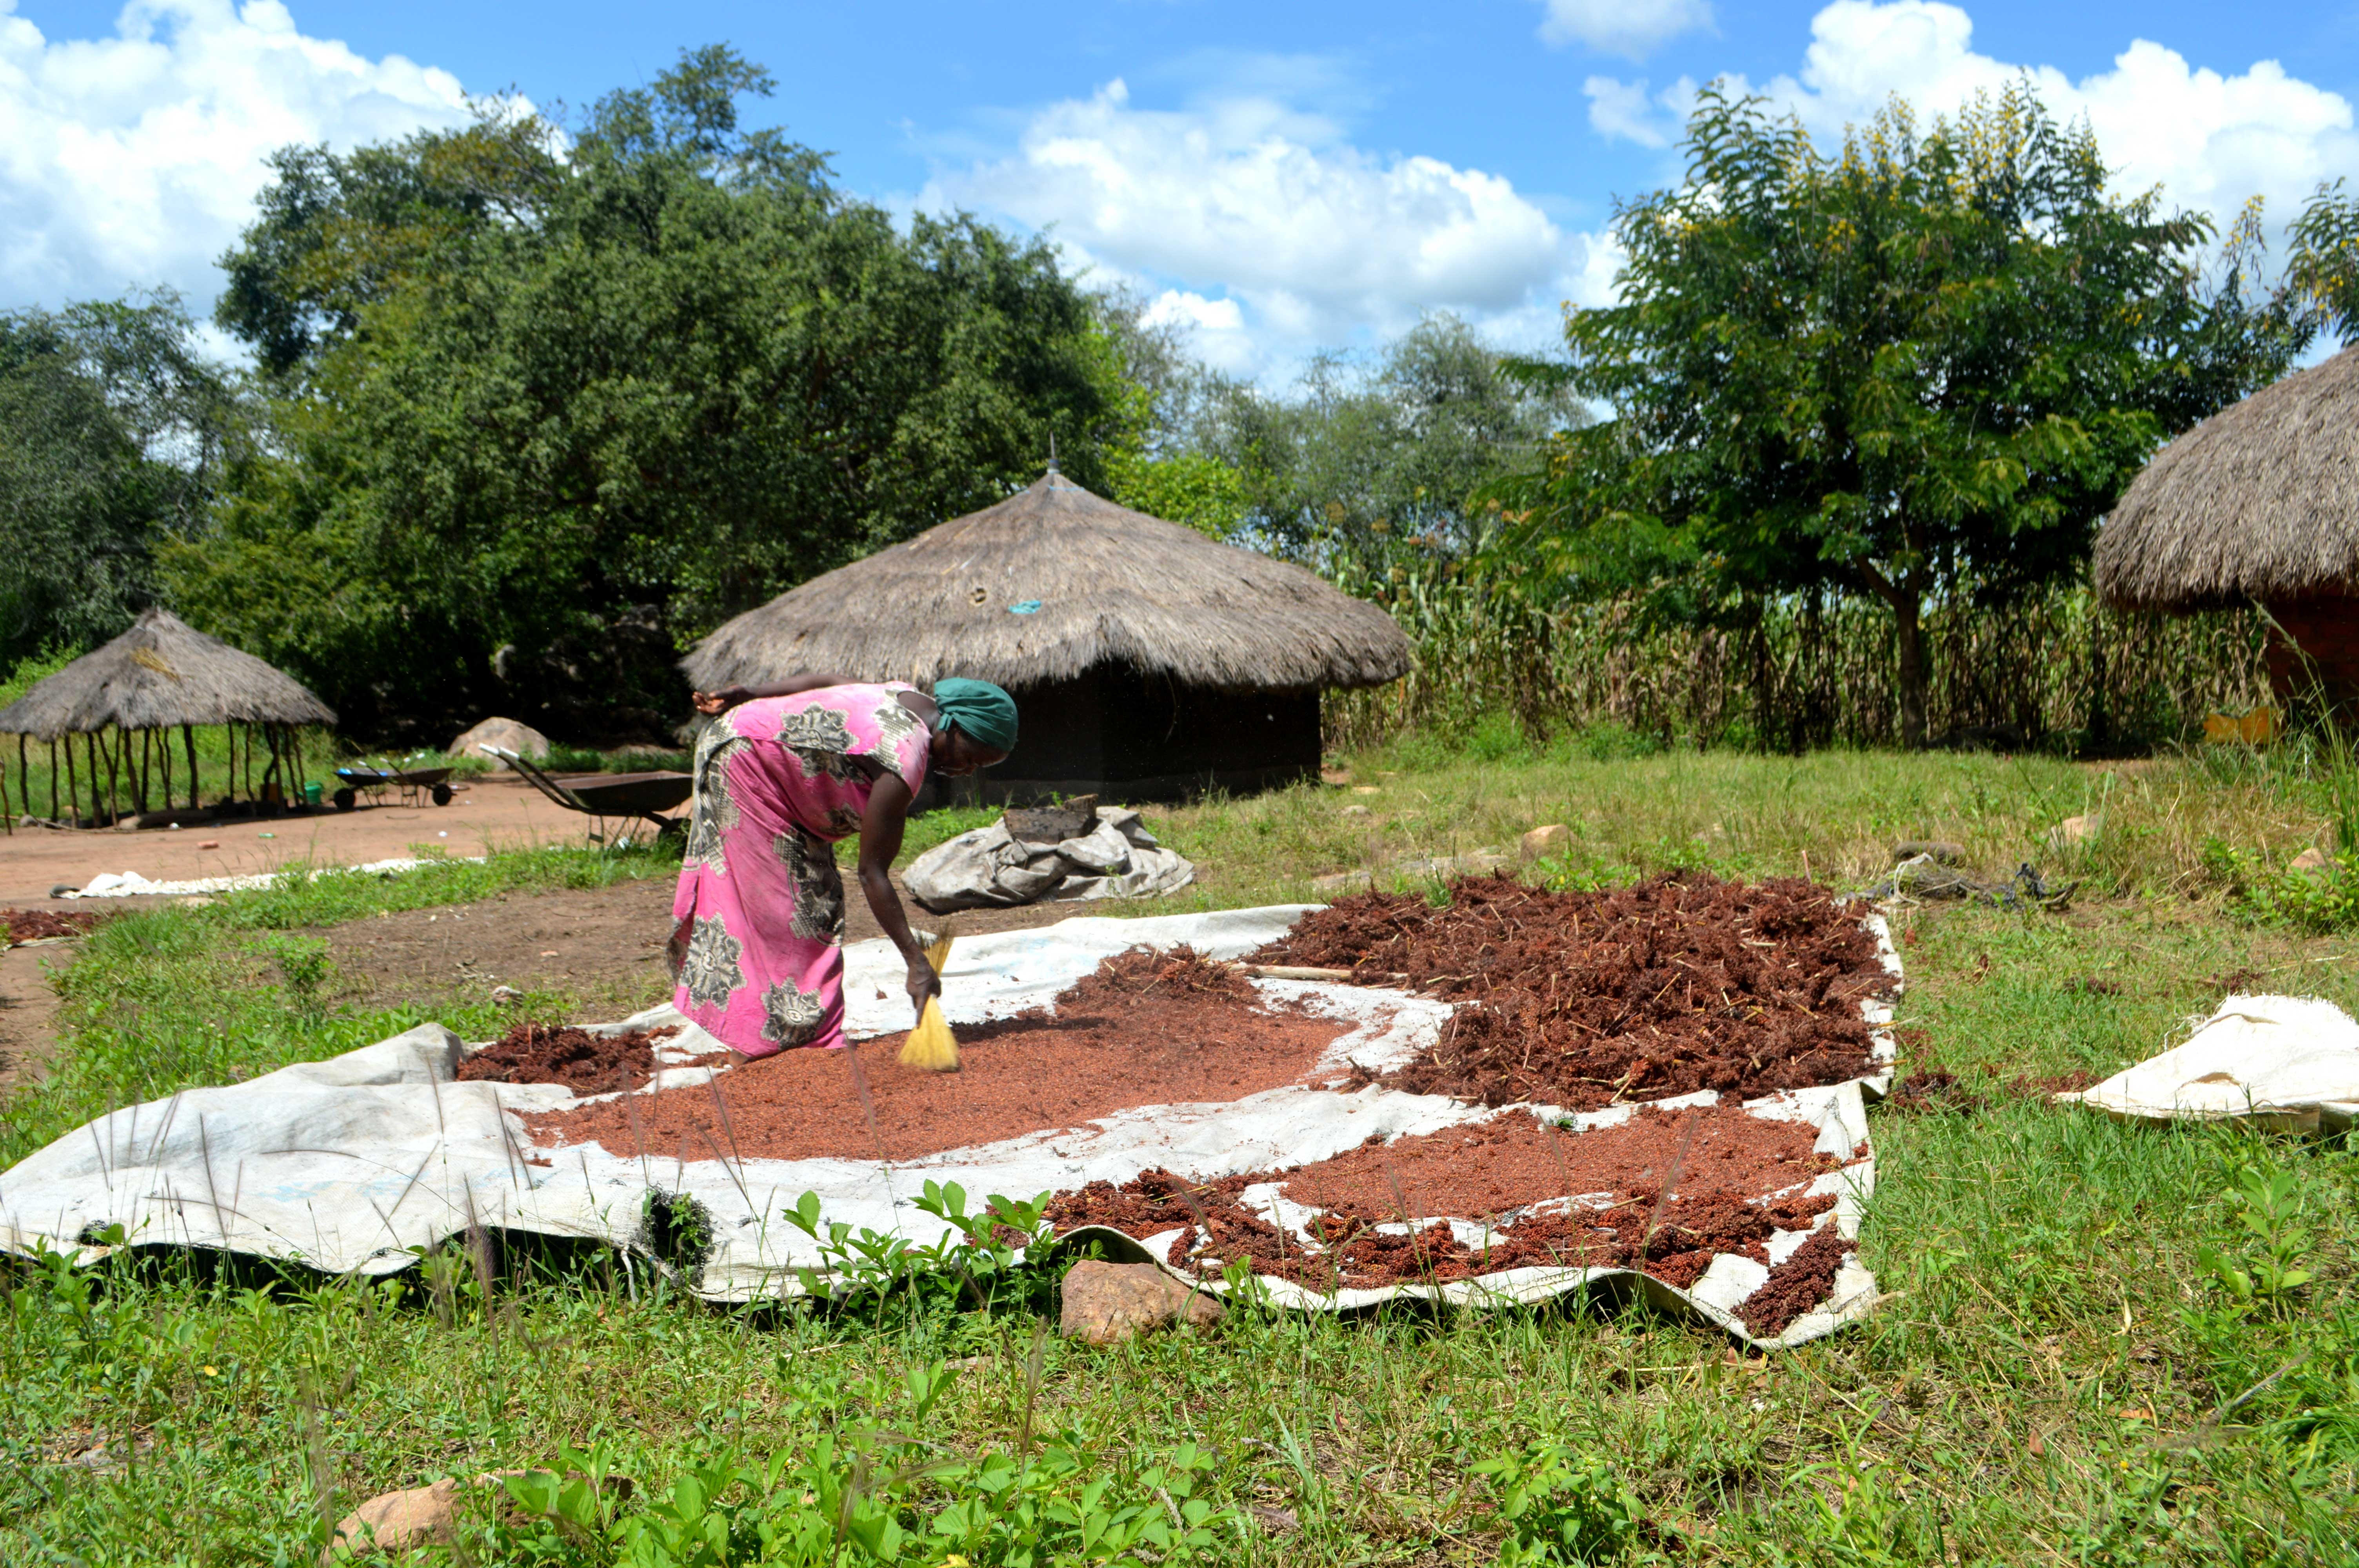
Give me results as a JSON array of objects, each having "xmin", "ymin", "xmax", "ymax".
[
  {"xmin": 692, "ymin": 673, "xmax": 856, "ymax": 715},
  {"xmin": 856, "ymin": 771, "xmax": 938, "ymax": 1019}
]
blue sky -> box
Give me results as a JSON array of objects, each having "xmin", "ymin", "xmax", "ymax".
[{"xmin": 5, "ymin": 0, "xmax": 2356, "ymax": 377}]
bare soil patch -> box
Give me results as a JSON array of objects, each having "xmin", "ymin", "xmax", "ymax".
[
  {"xmin": 0, "ymin": 940, "xmax": 73, "ymax": 1094},
  {"xmin": 1046, "ymin": 1104, "xmax": 1843, "ymax": 1294},
  {"xmin": 318, "ymin": 872, "xmax": 1087, "ymax": 1018},
  {"xmin": 528, "ymin": 946, "xmax": 1354, "ymax": 1164},
  {"xmin": 1254, "ymin": 872, "xmax": 1891, "ymax": 1110},
  {"xmin": 456, "ymin": 1021, "xmax": 680, "ymax": 1096}
]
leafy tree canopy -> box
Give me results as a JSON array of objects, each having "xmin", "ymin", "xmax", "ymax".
[
  {"xmin": 0, "ymin": 292, "xmax": 237, "ymax": 665},
  {"xmin": 1496, "ymin": 85, "xmax": 2304, "ymax": 746},
  {"xmin": 1097, "ymin": 307, "xmax": 1578, "ymax": 564},
  {"xmin": 178, "ymin": 46, "xmax": 1127, "ymax": 742},
  {"xmin": 2289, "ymin": 179, "xmax": 2359, "ymax": 343}
]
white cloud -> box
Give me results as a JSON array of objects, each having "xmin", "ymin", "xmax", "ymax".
[
  {"xmin": 931, "ymin": 78, "xmax": 1576, "ymax": 371},
  {"xmin": 1695, "ymin": 2, "xmax": 2357, "ymax": 237},
  {"xmin": 1582, "ymin": 74, "xmax": 1697, "ymax": 148},
  {"xmin": 0, "ymin": 0, "xmax": 475, "ymax": 316},
  {"xmin": 1141, "ymin": 289, "xmax": 1243, "ymax": 334},
  {"xmin": 1139, "ymin": 288, "xmax": 1259, "ymax": 374},
  {"xmin": 1535, "ymin": 0, "xmax": 1714, "ymax": 61}
]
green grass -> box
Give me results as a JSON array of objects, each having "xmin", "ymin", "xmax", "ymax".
[{"xmin": 5, "ymin": 739, "xmax": 2359, "ymax": 1563}]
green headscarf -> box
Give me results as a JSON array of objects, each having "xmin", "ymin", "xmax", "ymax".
[{"xmin": 931, "ymin": 678, "xmax": 1018, "ymax": 753}]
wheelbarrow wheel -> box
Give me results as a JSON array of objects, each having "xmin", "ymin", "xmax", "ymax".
[
  {"xmin": 332, "ymin": 788, "xmax": 358, "ymax": 813},
  {"xmin": 431, "ymin": 783, "xmax": 454, "ymax": 806}
]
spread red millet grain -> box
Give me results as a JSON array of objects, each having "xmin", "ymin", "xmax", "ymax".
[
  {"xmin": 1047, "ymin": 1103, "xmax": 1847, "ymax": 1292},
  {"xmin": 456, "ymin": 1022, "xmax": 680, "ymax": 1096},
  {"xmin": 1252, "ymin": 871, "xmax": 1891, "ymax": 1109},
  {"xmin": 526, "ymin": 946, "xmax": 1355, "ymax": 1163}
]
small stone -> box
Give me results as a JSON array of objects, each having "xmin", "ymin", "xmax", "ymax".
[
  {"xmin": 197, "ymin": 839, "xmax": 220, "ymax": 849},
  {"xmin": 490, "ymin": 985, "xmax": 521, "ymax": 1004},
  {"xmin": 1341, "ymin": 804, "xmax": 1370, "ymax": 818},
  {"xmin": 2290, "ymin": 846, "xmax": 2334, "ymax": 874},
  {"xmin": 1890, "ymin": 840, "xmax": 1965, "ymax": 865},
  {"xmin": 2047, "ymin": 815, "xmax": 2098, "ymax": 849},
  {"xmin": 322, "ymin": 1479, "xmax": 459, "ymax": 1563},
  {"xmin": 1521, "ymin": 824, "xmax": 1570, "ymax": 859},
  {"xmin": 1059, "ymin": 1259, "xmax": 1222, "ymax": 1345},
  {"xmin": 1352, "ymin": 785, "xmax": 1381, "ymax": 795}
]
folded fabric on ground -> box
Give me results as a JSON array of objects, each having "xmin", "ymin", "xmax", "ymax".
[
  {"xmin": 903, "ymin": 807, "xmax": 1194, "ymax": 911},
  {"xmin": 0, "ymin": 906, "xmax": 1895, "ymax": 1349},
  {"xmin": 2059, "ymin": 993, "xmax": 2359, "ymax": 1132}
]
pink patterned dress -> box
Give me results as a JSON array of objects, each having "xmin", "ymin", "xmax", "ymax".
[{"xmin": 670, "ymin": 684, "xmax": 932, "ymax": 1056}]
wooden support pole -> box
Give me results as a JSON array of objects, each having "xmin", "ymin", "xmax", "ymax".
[
  {"xmin": 135, "ymin": 727, "xmax": 151, "ymax": 816},
  {"xmin": 104, "ymin": 729, "xmax": 121, "ymax": 827},
  {"xmin": 157, "ymin": 726, "xmax": 173, "ymax": 815},
  {"xmin": 18, "ymin": 733, "xmax": 29, "ymax": 818},
  {"xmin": 184, "ymin": 723, "xmax": 199, "ymax": 810},
  {"xmin": 49, "ymin": 738, "xmax": 60, "ymax": 821},
  {"xmin": 64, "ymin": 735, "xmax": 79, "ymax": 826}
]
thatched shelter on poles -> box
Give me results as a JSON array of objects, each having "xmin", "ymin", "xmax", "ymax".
[
  {"xmin": 2095, "ymin": 346, "xmax": 2359, "ymax": 715},
  {"xmin": 683, "ymin": 466, "xmax": 1410, "ymax": 800},
  {"xmin": 0, "ymin": 608, "xmax": 337, "ymax": 828}
]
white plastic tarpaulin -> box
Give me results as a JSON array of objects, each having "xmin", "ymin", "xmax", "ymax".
[
  {"xmin": 0, "ymin": 906, "xmax": 1902, "ymax": 1349},
  {"xmin": 2059, "ymin": 993, "xmax": 2359, "ymax": 1134}
]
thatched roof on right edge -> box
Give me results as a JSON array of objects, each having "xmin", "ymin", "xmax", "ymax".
[
  {"xmin": 683, "ymin": 469, "xmax": 1411, "ymax": 693},
  {"xmin": 2096, "ymin": 345, "xmax": 2359, "ymax": 612}
]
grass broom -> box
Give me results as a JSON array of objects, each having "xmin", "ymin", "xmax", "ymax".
[{"xmin": 899, "ymin": 924, "xmax": 959, "ymax": 1072}]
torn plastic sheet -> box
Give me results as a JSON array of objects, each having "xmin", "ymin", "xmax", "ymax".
[
  {"xmin": 0, "ymin": 905, "xmax": 1901, "ymax": 1349},
  {"xmin": 2059, "ymin": 993, "xmax": 2359, "ymax": 1134}
]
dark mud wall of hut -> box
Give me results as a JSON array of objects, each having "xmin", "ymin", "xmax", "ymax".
[{"xmin": 941, "ymin": 664, "xmax": 1318, "ymax": 805}]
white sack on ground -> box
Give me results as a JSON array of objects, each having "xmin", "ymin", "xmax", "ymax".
[
  {"xmin": 2, "ymin": 906, "xmax": 1894, "ymax": 1350},
  {"xmin": 2060, "ymin": 993, "xmax": 2359, "ymax": 1132},
  {"xmin": 903, "ymin": 807, "xmax": 1193, "ymax": 911}
]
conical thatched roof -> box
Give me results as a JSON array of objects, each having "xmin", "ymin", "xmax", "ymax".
[
  {"xmin": 683, "ymin": 470, "xmax": 1410, "ymax": 692},
  {"xmin": 2096, "ymin": 346, "xmax": 2359, "ymax": 611},
  {"xmin": 0, "ymin": 609, "xmax": 337, "ymax": 739}
]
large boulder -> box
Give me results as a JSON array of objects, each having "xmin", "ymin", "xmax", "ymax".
[{"xmin": 450, "ymin": 717, "xmax": 551, "ymax": 769}]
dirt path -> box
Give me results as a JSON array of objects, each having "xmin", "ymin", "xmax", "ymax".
[
  {"xmin": 0, "ymin": 775, "xmax": 606, "ymax": 907},
  {"xmin": 314, "ymin": 873, "xmax": 1096, "ymax": 1020},
  {"xmin": 0, "ymin": 941, "xmax": 75, "ymax": 1094}
]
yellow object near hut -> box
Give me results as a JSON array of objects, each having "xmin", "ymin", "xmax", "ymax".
[{"xmin": 2202, "ymin": 707, "xmax": 2280, "ymax": 745}]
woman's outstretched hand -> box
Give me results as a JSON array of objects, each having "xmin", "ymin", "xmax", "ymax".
[
  {"xmin": 905, "ymin": 954, "xmax": 943, "ymax": 1021},
  {"xmin": 692, "ymin": 686, "xmax": 754, "ymax": 716}
]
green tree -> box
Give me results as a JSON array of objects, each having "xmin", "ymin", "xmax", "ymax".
[
  {"xmin": 2289, "ymin": 178, "xmax": 2359, "ymax": 342},
  {"xmin": 0, "ymin": 292, "xmax": 237, "ymax": 664},
  {"xmin": 1508, "ymin": 86, "xmax": 2303, "ymax": 746},
  {"xmin": 1165, "ymin": 312, "xmax": 1579, "ymax": 563},
  {"xmin": 174, "ymin": 47, "xmax": 1125, "ymax": 742}
]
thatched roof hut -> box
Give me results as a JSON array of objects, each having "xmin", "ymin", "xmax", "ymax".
[
  {"xmin": 685, "ymin": 468, "xmax": 1410, "ymax": 799},
  {"xmin": 2095, "ymin": 346, "xmax": 2359, "ymax": 711},
  {"xmin": 0, "ymin": 609, "xmax": 335, "ymax": 826},
  {"xmin": 0, "ymin": 609, "xmax": 335, "ymax": 738}
]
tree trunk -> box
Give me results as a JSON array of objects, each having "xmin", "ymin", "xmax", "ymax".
[{"xmin": 1894, "ymin": 592, "xmax": 1928, "ymax": 750}]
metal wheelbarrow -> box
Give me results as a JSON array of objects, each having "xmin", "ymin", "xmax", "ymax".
[
  {"xmin": 482, "ymin": 746, "xmax": 692, "ymax": 845},
  {"xmin": 332, "ymin": 764, "xmax": 455, "ymax": 811}
]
